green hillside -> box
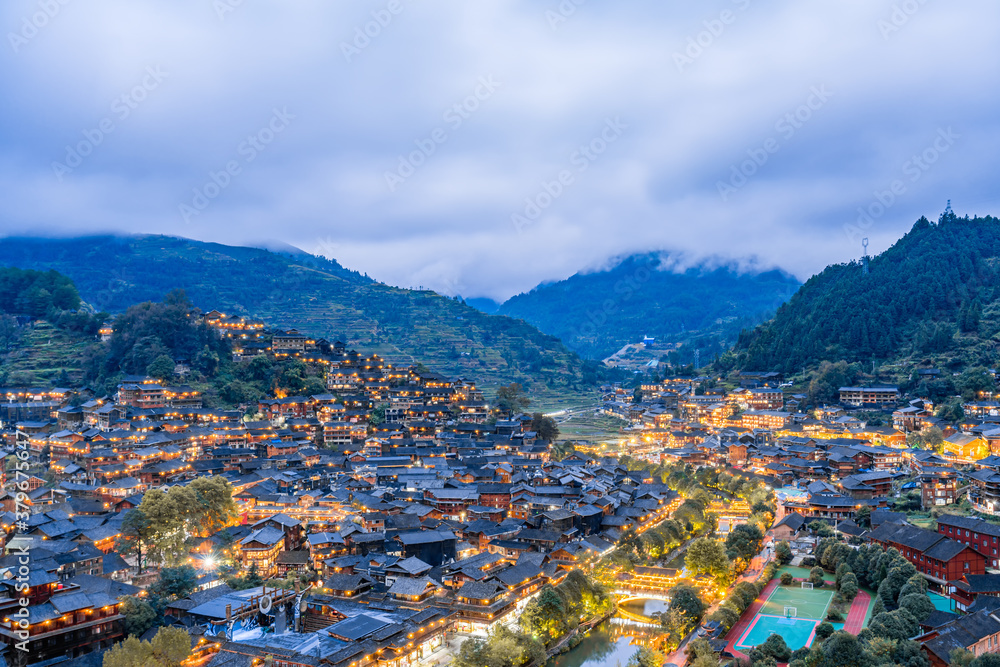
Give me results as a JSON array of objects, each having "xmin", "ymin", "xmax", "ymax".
[
  {"xmin": 0, "ymin": 235, "xmax": 598, "ymax": 396},
  {"xmin": 496, "ymin": 253, "xmax": 800, "ymax": 359},
  {"xmin": 730, "ymin": 211, "xmax": 1000, "ymax": 374}
]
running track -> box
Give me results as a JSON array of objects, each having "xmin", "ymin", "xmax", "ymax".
[
  {"xmin": 844, "ymin": 589, "xmax": 872, "ymax": 634},
  {"xmin": 723, "ymin": 579, "xmax": 778, "ymax": 660}
]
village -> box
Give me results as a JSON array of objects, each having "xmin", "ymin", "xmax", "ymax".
[{"xmin": 9, "ymin": 310, "xmax": 1000, "ymax": 667}]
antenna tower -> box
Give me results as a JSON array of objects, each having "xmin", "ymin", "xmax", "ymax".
[{"xmin": 862, "ymin": 238, "xmax": 870, "ymax": 276}]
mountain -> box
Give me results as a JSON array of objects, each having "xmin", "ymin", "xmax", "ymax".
[
  {"xmin": 495, "ymin": 253, "xmax": 801, "ymax": 359},
  {"xmin": 731, "ymin": 211, "xmax": 1000, "ymax": 373},
  {"xmin": 0, "ymin": 235, "xmax": 598, "ymax": 394}
]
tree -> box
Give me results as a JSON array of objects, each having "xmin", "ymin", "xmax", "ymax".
[
  {"xmin": 817, "ymin": 631, "xmax": 867, "ymax": 667},
  {"xmin": 809, "ymin": 566, "xmax": 825, "ymax": 586},
  {"xmin": 781, "ymin": 572, "xmax": 794, "ymax": 585},
  {"xmin": 529, "ymin": 413, "xmax": 560, "ymax": 441},
  {"xmin": 149, "ymin": 566, "xmax": 198, "ymax": 601},
  {"xmin": 775, "ymin": 540, "xmax": 793, "ymax": 564},
  {"xmin": 869, "ymin": 609, "xmax": 920, "ymax": 641},
  {"xmin": 840, "ymin": 572, "xmax": 858, "ymax": 601},
  {"xmin": 755, "ymin": 633, "xmax": 791, "ymax": 662},
  {"xmin": 815, "ymin": 622, "xmax": 835, "ymax": 640},
  {"xmin": 120, "ymin": 596, "xmax": 158, "ymax": 637},
  {"xmin": 726, "ymin": 523, "xmax": 764, "ymax": 565},
  {"xmin": 186, "ymin": 476, "xmax": 237, "ymax": 535},
  {"xmin": 117, "ymin": 509, "xmax": 154, "ymax": 573},
  {"xmin": 669, "ymin": 584, "xmax": 705, "ymax": 623},
  {"xmin": 136, "ymin": 488, "xmax": 189, "ymax": 567},
  {"xmin": 855, "ymin": 506, "xmax": 872, "ymax": 529},
  {"xmin": 103, "ymin": 626, "xmax": 191, "ymax": 667},
  {"xmin": 898, "ymin": 592, "xmax": 935, "ymax": 622},
  {"xmin": 520, "ymin": 585, "xmax": 566, "ymax": 641},
  {"xmin": 951, "ymin": 649, "xmax": 976, "ymax": 667},
  {"xmin": 146, "ymin": 354, "xmax": 176, "ymax": 381},
  {"xmin": 685, "ymin": 537, "xmax": 730, "ymax": 582},
  {"xmin": 495, "ymin": 382, "xmax": 530, "ymax": 415},
  {"xmin": 628, "ymin": 646, "xmax": 664, "ymax": 667}
]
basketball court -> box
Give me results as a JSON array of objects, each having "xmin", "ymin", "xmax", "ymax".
[{"xmin": 731, "ymin": 584, "xmax": 835, "ymax": 652}]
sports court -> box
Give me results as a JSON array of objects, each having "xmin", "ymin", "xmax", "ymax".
[
  {"xmin": 731, "ymin": 584, "xmax": 835, "ymax": 652},
  {"xmin": 734, "ymin": 615, "xmax": 818, "ymax": 651},
  {"xmin": 759, "ymin": 585, "xmax": 834, "ymax": 620}
]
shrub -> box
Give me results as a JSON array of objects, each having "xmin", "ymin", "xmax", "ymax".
[
  {"xmin": 780, "ymin": 572, "xmax": 794, "ymax": 585},
  {"xmin": 809, "ymin": 566, "xmax": 826, "ymax": 586},
  {"xmin": 815, "ymin": 622, "xmax": 835, "ymax": 639},
  {"xmin": 826, "ymin": 609, "xmax": 844, "ymax": 622}
]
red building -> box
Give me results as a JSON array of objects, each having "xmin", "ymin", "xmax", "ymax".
[
  {"xmin": 937, "ymin": 514, "xmax": 1000, "ymax": 569},
  {"xmin": 869, "ymin": 522, "xmax": 986, "ymax": 588}
]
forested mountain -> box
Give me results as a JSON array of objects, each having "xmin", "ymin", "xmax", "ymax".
[
  {"xmin": 496, "ymin": 253, "xmax": 800, "ymax": 359},
  {"xmin": 730, "ymin": 211, "xmax": 1000, "ymax": 373},
  {"xmin": 0, "ymin": 235, "xmax": 597, "ymax": 393}
]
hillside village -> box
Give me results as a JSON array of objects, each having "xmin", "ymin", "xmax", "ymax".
[{"xmin": 10, "ymin": 303, "xmax": 1000, "ymax": 667}]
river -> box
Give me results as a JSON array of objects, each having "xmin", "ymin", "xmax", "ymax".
[{"xmin": 548, "ymin": 600, "xmax": 669, "ymax": 667}]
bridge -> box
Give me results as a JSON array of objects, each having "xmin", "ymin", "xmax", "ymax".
[{"xmin": 611, "ymin": 589, "xmax": 671, "ymax": 603}]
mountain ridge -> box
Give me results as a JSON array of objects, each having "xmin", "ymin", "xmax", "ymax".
[
  {"xmin": 495, "ymin": 252, "xmax": 801, "ymax": 359},
  {"xmin": 0, "ymin": 233, "xmax": 597, "ymax": 394}
]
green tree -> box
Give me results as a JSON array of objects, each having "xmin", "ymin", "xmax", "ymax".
[
  {"xmin": 495, "ymin": 382, "xmax": 530, "ymax": 415},
  {"xmin": 120, "ymin": 596, "xmax": 158, "ymax": 637},
  {"xmin": 898, "ymin": 592, "xmax": 935, "ymax": 622},
  {"xmin": 775, "ymin": 540, "xmax": 793, "ymax": 564},
  {"xmin": 529, "ymin": 412, "xmax": 560, "ymax": 441},
  {"xmin": 520, "ymin": 585, "xmax": 566, "ymax": 641},
  {"xmin": 754, "ymin": 634, "xmax": 791, "ymax": 662},
  {"xmin": 726, "ymin": 523, "xmax": 764, "ymax": 565},
  {"xmin": 809, "ymin": 566, "xmax": 825, "ymax": 586},
  {"xmin": 685, "ymin": 537, "xmax": 730, "ymax": 583},
  {"xmin": 817, "ymin": 631, "xmax": 867, "ymax": 667},
  {"xmin": 840, "ymin": 572, "xmax": 858, "ymax": 601},
  {"xmin": 628, "ymin": 646, "xmax": 664, "ymax": 667},
  {"xmin": 117, "ymin": 509, "xmax": 155, "ymax": 573},
  {"xmin": 669, "ymin": 584, "xmax": 705, "ymax": 623},
  {"xmin": 815, "ymin": 622, "xmax": 835, "ymax": 640},
  {"xmin": 781, "ymin": 572, "xmax": 794, "ymax": 585},
  {"xmin": 136, "ymin": 488, "xmax": 190, "ymax": 567},
  {"xmin": 149, "ymin": 566, "xmax": 198, "ymax": 601},
  {"xmin": 146, "ymin": 354, "xmax": 176, "ymax": 381},
  {"xmin": 103, "ymin": 626, "xmax": 191, "ymax": 667},
  {"xmin": 186, "ymin": 476, "xmax": 237, "ymax": 535}
]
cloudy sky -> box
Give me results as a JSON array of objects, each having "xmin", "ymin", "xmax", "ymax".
[{"xmin": 2, "ymin": 1, "xmax": 998, "ymax": 301}]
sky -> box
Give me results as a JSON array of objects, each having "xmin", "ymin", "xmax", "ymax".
[{"xmin": 1, "ymin": 1, "xmax": 999, "ymax": 302}]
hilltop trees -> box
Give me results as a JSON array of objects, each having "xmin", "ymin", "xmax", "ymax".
[{"xmin": 733, "ymin": 212, "xmax": 1000, "ymax": 372}]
